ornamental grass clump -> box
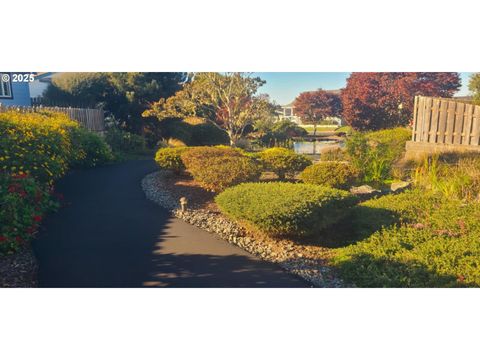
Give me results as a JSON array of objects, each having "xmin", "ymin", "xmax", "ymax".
[
  {"xmin": 300, "ymin": 161, "xmax": 359, "ymax": 189},
  {"xmin": 215, "ymin": 182, "xmax": 355, "ymax": 238},
  {"xmin": 181, "ymin": 146, "xmax": 260, "ymax": 192},
  {"xmin": 258, "ymin": 147, "xmax": 312, "ymax": 180}
]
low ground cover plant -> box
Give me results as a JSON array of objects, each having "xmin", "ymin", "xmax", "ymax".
[
  {"xmin": 300, "ymin": 161, "xmax": 359, "ymax": 189},
  {"xmin": 155, "ymin": 147, "xmax": 188, "ymax": 174},
  {"xmin": 258, "ymin": 147, "xmax": 311, "ymax": 180},
  {"xmin": 181, "ymin": 146, "xmax": 261, "ymax": 191},
  {"xmin": 216, "ymin": 182, "xmax": 355, "ymax": 237},
  {"xmin": 330, "ymin": 189, "xmax": 480, "ymax": 287}
]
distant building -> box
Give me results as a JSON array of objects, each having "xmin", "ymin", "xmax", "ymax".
[
  {"xmin": 0, "ymin": 72, "xmax": 31, "ymax": 106},
  {"xmin": 29, "ymin": 72, "xmax": 57, "ymax": 100},
  {"xmin": 278, "ymin": 89, "xmax": 343, "ymax": 126}
]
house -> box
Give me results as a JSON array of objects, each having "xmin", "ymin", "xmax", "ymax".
[
  {"xmin": 278, "ymin": 89, "xmax": 343, "ymax": 126},
  {"xmin": 0, "ymin": 72, "xmax": 32, "ymax": 106},
  {"xmin": 29, "ymin": 72, "xmax": 57, "ymax": 100}
]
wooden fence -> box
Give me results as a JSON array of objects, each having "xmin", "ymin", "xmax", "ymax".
[
  {"xmin": 0, "ymin": 104, "xmax": 105, "ymax": 132},
  {"xmin": 412, "ymin": 96, "xmax": 480, "ymax": 146}
]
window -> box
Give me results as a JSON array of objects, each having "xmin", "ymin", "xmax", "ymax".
[
  {"xmin": 284, "ymin": 108, "xmax": 292, "ymax": 116},
  {"xmin": 0, "ymin": 73, "xmax": 12, "ymax": 98}
]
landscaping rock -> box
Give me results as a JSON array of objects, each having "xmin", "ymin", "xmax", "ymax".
[
  {"xmin": 142, "ymin": 170, "xmax": 344, "ymax": 288},
  {"xmin": 0, "ymin": 246, "xmax": 38, "ymax": 287},
  {"xmin": 390, "ymin": 181, "xmax": 411, "ymax": 193},
  {"xmin": 350, "ymin": 184, "xmax": 382, "ymax": 200}
]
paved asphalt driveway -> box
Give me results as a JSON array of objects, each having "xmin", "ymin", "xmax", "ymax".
[{"xmin": 33, "ymin": 160, "xmax": 307, "ymax": 287}]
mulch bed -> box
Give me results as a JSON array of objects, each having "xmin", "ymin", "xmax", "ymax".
[{"xmin": 0, "ymin": 246, "xmax": 38, "ymax": 287}]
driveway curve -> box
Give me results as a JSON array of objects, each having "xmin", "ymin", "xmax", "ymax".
[{"xmin": 33, "ymin": 160, "xmax": 307, "ymax": 287}]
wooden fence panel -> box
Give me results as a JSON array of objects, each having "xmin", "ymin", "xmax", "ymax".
[
  {"xmin": 0, "ymin": 105, "xmax": 105, "ymax": 132},
  {"xmin": 412, "ymin": 95, "xmax": 480, "ymax": 147}
]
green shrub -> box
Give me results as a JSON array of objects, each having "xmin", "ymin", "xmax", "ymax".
[
  {"xmin": 155, "ymin": 147, "xmax": 188, "ymax": 173},
  {"xmin": 70, "ymin": 127, "xmax": 114, "ymax": 168},
  {"xmin": 320, "ymin": 147, "xmax": 347, "ymax": 161},
  {"xmin": 181, "ymin": 147, "xmax": 261, "ymax": 191},
  {"xmin": 216, "ymin": 182, "xmax": 355, "ymax": 237},
  {"xmin": 105, "ymin": 128, "xmax": 147, "ymax": 154},
  {"xmin": 345, "ymin": 128, "xmax": 411, "ymax": 183},
  {"xmin": 331, "ymin": 189, "xmax": 480, "ymax": 287},
  {"xmin": 300, "ymin": 162, "xmax": 359, "ymax": 189},
  {"xmin": 413, "ymin": 154, "xmax": 480, "ymax": 202},
  {"xmin": 0, "ymin": 172, "xmax": 56, "ymax": 255},
  {"xmin": 0, "ymin": 110, "xmax": 77, "ymax": 184},
  {"xmin": 258, "ymin": 147, "xmax": 312, "ymax": 180}
]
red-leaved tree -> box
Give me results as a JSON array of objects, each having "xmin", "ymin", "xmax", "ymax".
[
  {"xmin": 341, "ymin": 72, "xmax": 461, "ymax": 130},
  {"xmin": 293, "ymin": 89, "xmax": 342, "ymax": 135}
]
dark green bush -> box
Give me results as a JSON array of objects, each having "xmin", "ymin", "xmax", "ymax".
[
  {"xmin": 70, "ymin": 127, "xmax": 114, "ymax": 168},
  {"xmin": 155, "ymin": 147, "xmax": 188, "ymax": 174},
  {"xmin": 300, "ymin": 162, "xmax": 359, "ymax": 189},
  {"xmin": 182, "ymin": 147, "xmax": 261, "ymax": 191},
  {"xmin": 104, "ymin": 128, "xmax": 147, "ymax": 154},
  {"xmin": 258, "ymin": 147, "xmax": 312, "ymax": 180},
  {"xmin": 216, "ymin": 182, "xmax": 355, "ymax": 237}
]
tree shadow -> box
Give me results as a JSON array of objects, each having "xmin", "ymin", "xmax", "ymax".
[{"xmin": 332, "ymin": 253, "xmax": 461, "ymax": 288}]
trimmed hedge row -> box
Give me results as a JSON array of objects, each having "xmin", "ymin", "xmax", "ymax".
[
  {"xmin": 258, "ymin": 147, "xmax": 311, "ymax": 180},
  {"xmin": 216, "ymin": 182, "xmax": 355, "ymax": 237}
]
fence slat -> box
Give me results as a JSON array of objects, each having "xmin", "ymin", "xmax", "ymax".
[
  {"xmin": 453, "ymin": 102, "xmax": 465, "ymax": 145},
  {"xmin": 437, "ymin": 99, "xmax": 448, "ymax": 144},
  {"xmin": 445, "ymin": 101, "xmax": 457, "ymax": 144},
  {"xmin": 429, "ymin": 98, "xmax": 440, "ymax": 143},
  {"xmin": 422, "ymin": 97, "xmax": 433, "ymax": 142},
  {"xmin": 463, "ymin": 104, "xmax": 474, "ymax": 145},
  {"xmin": 472, "ymin": 106, "xmax": 480, "ymax": 146}
]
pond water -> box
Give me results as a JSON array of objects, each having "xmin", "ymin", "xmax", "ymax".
[{"xmin": 293, "ymin": 140, "xmax": 343, "ymax": 155}]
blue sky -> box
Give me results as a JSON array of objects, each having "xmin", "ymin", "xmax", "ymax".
[{"xmin": 254, "ymin": 72, "xmax": 473, "ymax": 105}]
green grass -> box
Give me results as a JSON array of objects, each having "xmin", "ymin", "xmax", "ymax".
[{"xmin": 299, "ymin": 125, "xmax": 339, "ymax": 132}]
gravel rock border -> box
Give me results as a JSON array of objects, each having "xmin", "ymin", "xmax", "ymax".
[{"xmin": 142, "ymin": 170, "xmax": 344, "ymax": 287}]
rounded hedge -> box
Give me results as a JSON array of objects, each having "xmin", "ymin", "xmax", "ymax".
[
  {"xmin": 181, "ymin": 147, "xmax": 260, "ymax": 191},
  {"xmin": 300, "ymin": 161, "xmax": 359, "ymax": 189},
  {"xmin": 258, "ymin": 147, "xmax": 312, "ymax": 180},
  {"xmin": 155, "ymin": 147, "xmax": 188, "ymax": 174},
  {"xmin": 215, "ymin": 182, "xmax": 355, "ymax": 237}
]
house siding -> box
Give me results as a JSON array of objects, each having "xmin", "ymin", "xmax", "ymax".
[{"xmin": 0, "ymin": 76, "xmax": 31, "ymax": 106}]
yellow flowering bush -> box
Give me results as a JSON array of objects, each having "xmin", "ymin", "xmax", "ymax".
[{"xmin": 0, "ymin": 110, "xmax": 78, "ymax": 184}]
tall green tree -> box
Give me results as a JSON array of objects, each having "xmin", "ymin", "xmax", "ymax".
[
  {"xmin": 43, "ymin": 72, "xmax": 187, "ymax": 139},
  {"xmin": 469, "ymin": 73, "xmax": 480, "ymax": 105},
  {"xmin": 145, "ymin": 72, "xmax": 276, "ymax": 145}
]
